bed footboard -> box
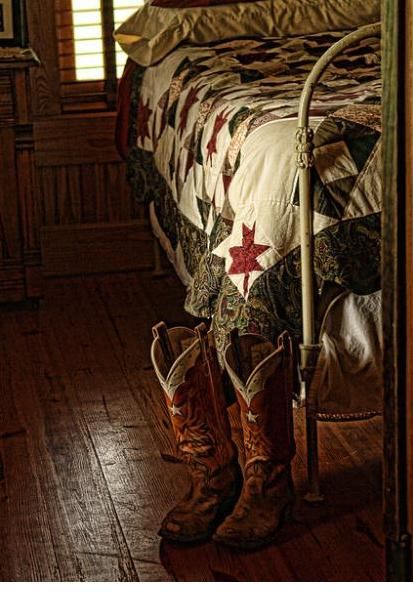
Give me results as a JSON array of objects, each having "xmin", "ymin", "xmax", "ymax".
[{"xmin": 295, "ymin": 22, "xmax": 381, "ymax": 502}]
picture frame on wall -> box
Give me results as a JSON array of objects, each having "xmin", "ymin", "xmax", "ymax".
[{"xmin": 0, "ymin": 0, "xmax": 26, "ymax": 47}]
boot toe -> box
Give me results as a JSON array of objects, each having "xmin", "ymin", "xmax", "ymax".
[
  {"xmin": 161, "ymin": 520, "xmax": 182, "ymax": 535},
  {"xmin": 213, "ymin": 526, "xmax": 275, "ymax": 550},
  {"xmin": 159, "ymin": 517, "xmax": 211, "ymax": 543},
  {"xmin": 159, "ymin": 501, "xmax": 220, "ymax": 543},
  {"xmin": 213, "ymin": 504, "xmax": 291, "ymax": 549}
]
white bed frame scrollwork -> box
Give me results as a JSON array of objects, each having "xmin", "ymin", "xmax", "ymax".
[{"xmin": 296, "ymin": 22, "xmax": 382, "ymax": 503}]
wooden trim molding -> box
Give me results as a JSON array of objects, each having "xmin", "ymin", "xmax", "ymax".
[
  {"xmin": 382, "ymin": 0, "xmax": 413, "ymax": 581},
  {"xmin": 25, "ymin": 0, "xmax": 61, "ymax": 118},
  {"xmin": 406, "ymin": 0, "xmax": 413, "ymax": 549}
]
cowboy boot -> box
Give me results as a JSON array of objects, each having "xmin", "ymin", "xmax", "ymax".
[
  {"xmin": 151, "ymin": 321, "xmax": 242, "ymax": 543},
  {"xmin": 213, "ymin": 330, "xmax": 296, "ymax": 550}
]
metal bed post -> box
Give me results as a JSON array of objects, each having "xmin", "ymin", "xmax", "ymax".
[{"xmin": 295, "ymin": 22, "xmax": 381, "ymax": 503}]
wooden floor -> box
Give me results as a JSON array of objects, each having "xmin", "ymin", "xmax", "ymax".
[{"xmin": 0, "ymin": 272, "xmax": 385, "ymax": 581}]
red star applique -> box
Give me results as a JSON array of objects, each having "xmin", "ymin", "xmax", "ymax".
[
  {"xmin": 178, "ymin": 86, "xmax": 200, "ymax": 138},
  {"xmin": 222, "ymin": 173, "xmax": 233, "ymax": 194},
  {"xmin": 228, "ymin": 223, "xmax": 270, "ymax": 296},
  {"xmin": 137, "ymin": 98, "xmax": 153, "ymax": 144},
  {"xmin": 206, "ymin": 108, "xmax": 231, "ymax": 165},
  {"xmin": 184, "ymin": 149, "xmax": 194, "ymax": 182},
  {"xmin": 158, "ymin": 92, "xmax": 169, "ymax": 137}
]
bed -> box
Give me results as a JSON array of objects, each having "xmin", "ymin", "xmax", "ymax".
[{"xmin": 115, "ymin": 0, "xmax": 383, "ymax": 495}]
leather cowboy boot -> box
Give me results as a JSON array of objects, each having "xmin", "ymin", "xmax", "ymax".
[
  {"xmin": 213, "ymin": 330, "xmax": 296, "ymax": 550},
  {"xmin": 151, "ymin": 321, "xmax": 242, "ymax": 543}
]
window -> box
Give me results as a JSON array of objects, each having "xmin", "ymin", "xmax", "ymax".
[{"xmin": 56, "ymin": 0, "xmax": 142, "ymax": 110}]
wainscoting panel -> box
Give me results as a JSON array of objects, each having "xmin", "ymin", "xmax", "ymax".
[{"xmin": 41, "ymin": 221, "xmax": 153, "ymax": 277}]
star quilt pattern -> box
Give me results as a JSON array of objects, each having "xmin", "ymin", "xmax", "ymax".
[{"xmin": 124, "ymin": 31, "xmax": 382, "ymax": 360}]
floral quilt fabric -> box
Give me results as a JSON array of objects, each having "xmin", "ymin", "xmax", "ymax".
[{"xmin": 126, "ymin": 31, "xmax": 382, "ymax": 359}]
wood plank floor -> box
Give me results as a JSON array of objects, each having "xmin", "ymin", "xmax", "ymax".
[{"xmin": 0, "ymin": 272, "xmax": 385, "ymax": 581}]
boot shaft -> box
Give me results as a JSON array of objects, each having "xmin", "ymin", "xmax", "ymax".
[
  {"xmin": 224, "ymin": 331, "xmax": 296, "ymax": 466},
  {"xmin": 151, "ymin": 322, "xmax": 235, "ymax": 467}
]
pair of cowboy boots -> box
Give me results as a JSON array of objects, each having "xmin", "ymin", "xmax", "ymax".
[{"xmin": 151, "ymin": 322, "xmax": 295, "ymax": 550}]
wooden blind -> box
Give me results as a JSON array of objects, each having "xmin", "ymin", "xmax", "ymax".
[
  {"xmin": 55, "ymin": 0, "xmax": 141, "ymax": 109},
  {"xmin": 114, "ymin": 0, "xmax": 141, "ymax": 77}
]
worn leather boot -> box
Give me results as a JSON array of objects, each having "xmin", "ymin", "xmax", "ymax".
[
  {"xmin": 213, "ymin": 330, "xmax": 296, "ymax": 550},
  {"xmin": 151, "ymin": 322, "xmax": 242, "ymax": 543}
]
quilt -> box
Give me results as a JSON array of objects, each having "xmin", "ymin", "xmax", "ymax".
[{"xmin": 121, "ymin": 30, "xmax": 382, "ymax": 364}]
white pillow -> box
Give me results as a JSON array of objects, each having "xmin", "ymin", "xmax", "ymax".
[{"xmin": 114, "ymin": 0, "xmax": 381, "ymax": 66}]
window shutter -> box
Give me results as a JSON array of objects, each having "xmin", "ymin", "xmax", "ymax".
[
  {"xmin": 114, "ymin": 0, "xmax": 141, "ymax": 78},
  {"xmin": 55, "ymin": 0, "xmax": 141, "ymax": 110}
]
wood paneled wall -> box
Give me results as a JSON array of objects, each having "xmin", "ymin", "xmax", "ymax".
[
  {"xmin": 21, "ymin": 1, "xmax": 150, "ymax": 286},
  {"xmin": 38, "ymin": 162, "xmax": 136, "ymax": 226},
  {"xmin": 33, "ymin": 114, "xmax": 141, "ymax": 227}
]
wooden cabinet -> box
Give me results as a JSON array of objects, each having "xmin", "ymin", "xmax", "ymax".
[{"xmin": 0, "ymin": 48, "xmax": 40, "ymax": 302}]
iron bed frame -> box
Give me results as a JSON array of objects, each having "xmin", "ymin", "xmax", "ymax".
[{"xmin": 296, "ymin": 22, "xmax": 382, "ymax": 502}]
